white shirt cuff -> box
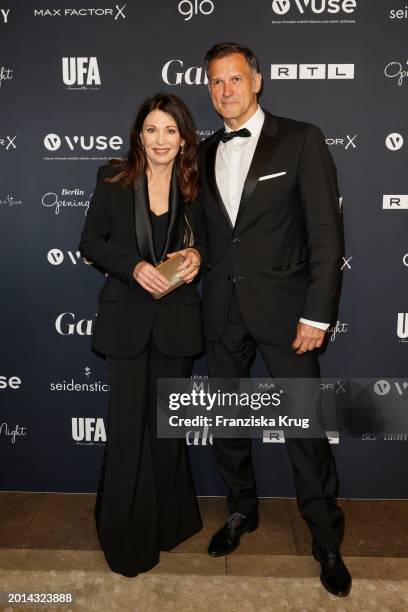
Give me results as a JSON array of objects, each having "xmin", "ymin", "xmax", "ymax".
[{"xmin": 299, "ymin": 318, "xmax": 330, "ymax": 331}]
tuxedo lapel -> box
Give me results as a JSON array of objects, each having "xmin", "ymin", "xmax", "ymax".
[
  {"xmin": 133, "ymin": 166, "xmax": 184, "ymax": 265},
  {"xmin": 162, "ymin": 164, "xmax": 184, "ymax": 260},
  {"xmin": 234, "ymin": 112, "xmax": 279, "ymax": 229},
  {"xmin": 205, "ymin": 131, "xmax": 233, "ymax": 231},
  {"xmin": 133, "ymin": 172, "xmax": 157, "ymax": 264}
]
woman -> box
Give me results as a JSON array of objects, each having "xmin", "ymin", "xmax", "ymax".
[{"xmin": 79, "ymin": 94, "xmax": 204, "ymax": 577}]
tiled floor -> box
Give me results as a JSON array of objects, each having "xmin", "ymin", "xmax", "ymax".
[{"xmin": 1, "ymin": 493, "xmax": 408, "ymax": 559}]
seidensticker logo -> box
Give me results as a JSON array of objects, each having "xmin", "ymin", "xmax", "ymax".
[
  {"xmin": 389, "ymin": 6, "xmax": 408, "ymax": 19},
  {"xmin": 62, "ymin": 57, "xmax": 101, "ymax": 88},
  {"xmin": 271, "ymin": 64, "xmax": 354, "ymax": 79},
  {"xmin": 50, "ymin": 367, "xmax": 109, "ymax": 393},
  {"xmin": 178, "ymin": 0, "xmax": 214, "ymax": 20}
]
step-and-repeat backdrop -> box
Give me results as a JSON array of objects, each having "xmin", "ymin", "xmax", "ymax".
[{"xmin": 1, "ymin": 1, "xmax": 407, "ymax": 497}]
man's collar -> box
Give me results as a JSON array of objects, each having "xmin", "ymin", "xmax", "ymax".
[{"xmin": 224, "ymin": 105, "xmax": 265, "ymax": 135}]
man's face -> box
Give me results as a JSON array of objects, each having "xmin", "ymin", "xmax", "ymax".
[{"xmin": 207, "ymin": 53, "xmax": 262, "ymax": 128}]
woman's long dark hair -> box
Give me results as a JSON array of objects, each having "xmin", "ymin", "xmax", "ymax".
[{"xmin": 105, "ymin": 93, "xmax": 200, "ymax": 201}]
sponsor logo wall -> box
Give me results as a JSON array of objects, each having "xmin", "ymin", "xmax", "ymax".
[{"xmin": 0, "ymin": 0, "xmax": 406, "ymax": 499}]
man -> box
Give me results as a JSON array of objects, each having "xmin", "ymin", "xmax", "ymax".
[{"xmin": 199, "ymin": 42, "xmax": 351, "ymax": 597}]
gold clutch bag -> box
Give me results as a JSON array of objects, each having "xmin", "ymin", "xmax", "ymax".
[{"xmin": 151, "ymin": 253, "xmax": 186, "ymax": 300}]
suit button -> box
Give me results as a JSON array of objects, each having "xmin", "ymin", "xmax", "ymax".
[
  {"xmin": 227, "ymin": 275, "xmax": 236, "ymax": 283},
  {"xmin": 232, "ymin": 238, "xmax": 242, "ymax": 243}
]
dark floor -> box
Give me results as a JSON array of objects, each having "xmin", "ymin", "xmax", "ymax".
[{"xmin": 1, "ymin": 493, "xmax": 407, "ymax": 559}]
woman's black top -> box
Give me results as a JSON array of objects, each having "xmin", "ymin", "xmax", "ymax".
[{"xmin": 150, "ymin": 210, "xmax": 169, "ymax": 262}]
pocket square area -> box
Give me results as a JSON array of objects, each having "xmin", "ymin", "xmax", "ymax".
[{"xmin": 259, "ymin": 172, "xmax": 287, "ymax": 181}]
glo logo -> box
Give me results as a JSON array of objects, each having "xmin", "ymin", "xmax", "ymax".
[{"xmin": 178, "ymin": 0, "xmax": 214, "ymax": 20}]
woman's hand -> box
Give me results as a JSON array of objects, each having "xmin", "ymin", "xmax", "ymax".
[
  {"xmin": 167, "ymin": 248, "xmax": 201, "ymax": 284},
  {"xmin": 133, "ymin": 261, "xmax": 169, "ymax": 295}
]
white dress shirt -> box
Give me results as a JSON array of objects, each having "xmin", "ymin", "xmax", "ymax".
[{"xmin": 215, "ymin": 105, "xmax": 329, "ymax": 331}]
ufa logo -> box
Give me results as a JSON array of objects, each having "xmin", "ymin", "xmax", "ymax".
[
  {"xmin": 271, "ymin": 0, "xmax": 356, "ymax": 14},
  {"xmin": 72, "ymin": 417, "xmax": 106, "ymax": 442},
  {"xmin": 397, "ymin": 313, "xmax": 408, "ymax": 339},
  {"xmin": 62, "ymin": 57, "xmax": 101, "ymax": 86}
]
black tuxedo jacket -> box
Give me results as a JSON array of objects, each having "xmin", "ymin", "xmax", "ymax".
[
  {"xmin": 79, "ymin": 163, "xmax": 203, "ymax": 358},
  {"xmin": 200, "ymin": 110, "xmax": 343, "ymax": 344}
]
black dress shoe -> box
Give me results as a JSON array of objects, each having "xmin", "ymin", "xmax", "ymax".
[
  {"xmin": 208, "ymin": 512, "xmax": 259, "ymax": 556},
  {"xmin": 312, "ymin": 541, "xmax": 352, "ymax": 597}
]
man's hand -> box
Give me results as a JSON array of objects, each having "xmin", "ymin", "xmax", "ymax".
[
  {"xmin": 167, "ymin": 248, "xmax": 201, "ymax": 284},
  {"xmin": 133, "ymin": 261, "xmax": 169, "ymax": 295},
  {"xmin": 291, "ymin": 321, "xmax": 326, "ymax": 355}
]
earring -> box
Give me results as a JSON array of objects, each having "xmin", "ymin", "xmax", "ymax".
[{"xmin": 180, "ymin": 145, "xmax": 184, "ymax": 155}]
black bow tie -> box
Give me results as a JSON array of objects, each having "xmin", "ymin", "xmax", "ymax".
[{"xmin": 220, "ymin": 128, "xmax": 251, "ymax": 143}]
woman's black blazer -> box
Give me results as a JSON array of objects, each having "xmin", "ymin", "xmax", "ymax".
[{"xmin": 79, "ymin": 163, "xmax": 204, "ymax": 358}]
